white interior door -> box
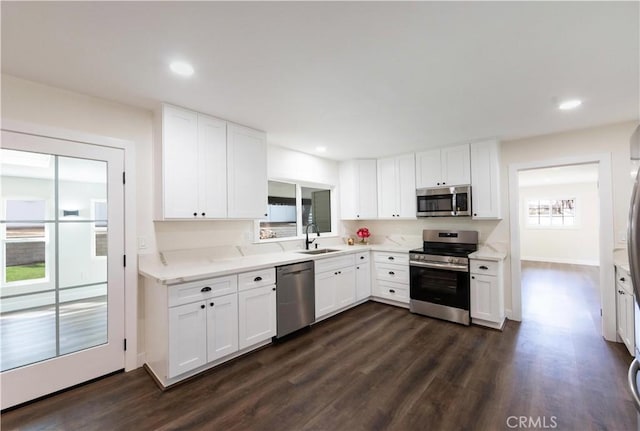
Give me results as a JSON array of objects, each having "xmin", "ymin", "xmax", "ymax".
[{"xmin": 0, "ymin": 131, "xmax": 125, "ymax": 409}]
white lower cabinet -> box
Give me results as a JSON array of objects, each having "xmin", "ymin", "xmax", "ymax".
[
  {"xmin": 315, "ymin": 254, "xmax": 356, "ymax": 320},
  {"xmin": 168, "ymin": 293, "xmax": 238, "ymax": 378},
  {"xmin": 470, "ymin": 259, "xmax": 505, "ymax": 329},
  {"xmin": 355, "ymin": 252, "xmax": 371, "ymax": 301},
  {"xmin": 616, "ymin": 265, "xmax": 635, "ymax": 356},
  {"xmin": 371, "ymin": 252, "xmax": 410, "ymax": 306},
  {"xmin": 238, "ymin": 285, "xmax": 277, "ymax": 350}
]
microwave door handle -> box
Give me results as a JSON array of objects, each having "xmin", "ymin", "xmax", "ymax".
[{"xmin": 452, "ymin": 191, "xmax": 457, "ymax": 216}]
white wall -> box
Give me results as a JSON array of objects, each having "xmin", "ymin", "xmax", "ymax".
[{"xmin": 519, "ymin": 182, "xmax": 599, "ymax": 265}]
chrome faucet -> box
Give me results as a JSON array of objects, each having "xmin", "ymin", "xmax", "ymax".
[{"xmin": 305, "ymin": 223, "xmax": 320, "ymax": 250}]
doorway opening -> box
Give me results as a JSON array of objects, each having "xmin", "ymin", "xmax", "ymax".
[{"xmin": 518, "ymin": 164, "xmax": 601, "ymax": 331}]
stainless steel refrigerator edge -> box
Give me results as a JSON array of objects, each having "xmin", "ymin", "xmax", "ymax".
[
  {"xmin": 626, "ymin": 124, "xmax": 640, "ymax": 428},
  {"xmin": 275, "ymin": 261, "xmax": 315, "ymax": 338}
]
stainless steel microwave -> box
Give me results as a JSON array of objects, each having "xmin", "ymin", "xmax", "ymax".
[{"xmin": 416, "ymin": 185, "xmax": 472, "ymax": 217}]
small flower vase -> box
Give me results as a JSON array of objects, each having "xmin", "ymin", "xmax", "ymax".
[{"xmin": 359, "ymin": 237, "xmax": 367, "ymax": 244}]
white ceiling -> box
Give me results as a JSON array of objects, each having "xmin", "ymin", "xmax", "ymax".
[
  {"xmin": 518, "ymin": 163, "xmax": 599, "ymax": 187},
  {"xmin": 2, "ymin": 2, "xmax": 638, "ymax": 160}
]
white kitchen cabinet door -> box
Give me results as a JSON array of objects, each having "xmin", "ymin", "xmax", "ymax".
[
  {"xmin": 617, "ymin": 287, "xmax": 626, "ymax": 340},
  {"xmin": 355, "ymin": 261, "xmax": 371, "ymax": 301},
  {"xmin": 415, "ymin": 149, "xmax": 442, "ymax": 188},
  {"xmin": 624, "ymin": 292, "xmax": 635, "ymax": 355},
  {"xmin": 339, "ymin": 159, "xmax": 377, "ymax": 220},
  {"xmin": 470, "ymin": 139, "xmax": 501, "ymax": 219},
  {"xmin": 470, "ymin": 274, "xmax": 498, "ymax": 322},
  {"xmin": 396, "ymin": 153, "xmax": 417, "ymax": 218},
  {"xmin": 377, "ymin": 154, "xmax": 416, "ymax": 219},
  {"xmin": 168, "ymin": 301, "xmax": 207, "ymax": 378},
  {"xmin": 377, "ymin": 157, "xmax": 398, "ymax": 219},
  {"xmin": 441, "ymin": 144, "xmax": 470, "ymax": 186},
  {"xmin": 198, "ymin": 114, "xmax": 227, "ymax": 218},
  {"xmin": 227, "ymin": 124, "xmax": 268, "ymax": 219},
  {"xmin": 315, "ymin": 270, "xmax": 338, "ymax": 318},
  {"xmin": 358, "ymin": 159, "xmax": 378, "ymax": 219},
  {"xmin": 238, "ymin": 285, "xmax": 276, "ymax": 350},
  {"xmin": 206, "ymin": 293, "xmax": 239, "ymax": 362},
  {"xmin": 336, "ymin": 266, "xmax": 356, "ymax": 308},
  {"xmin": 162, "ymin": 105, "xmax": 199, "ymax": 219}
]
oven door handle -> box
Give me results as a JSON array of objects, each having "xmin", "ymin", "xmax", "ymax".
[{"xmin": 410, "ymin": 261, "xmax": 468, "ymax": 272}]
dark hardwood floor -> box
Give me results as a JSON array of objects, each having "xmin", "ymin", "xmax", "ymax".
[{"xmin": 2, "ymin": 262, "xmax": 636, "ymax": 430}]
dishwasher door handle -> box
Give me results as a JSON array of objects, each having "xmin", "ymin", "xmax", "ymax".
[{"xmin": 628, "ymin": 358, "xmax": 640, "ymax": 412}]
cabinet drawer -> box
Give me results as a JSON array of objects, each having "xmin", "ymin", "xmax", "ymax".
[
  {"xmin": 355, "ymin": 252, "xmax": 370, "ymax": 264},
  {"xmin": 374, "ymin": 252, "xmax": 409, "ymax": 265},
  {"xmin": 315, "ymin": 254, "xmax": 355, "ymax": 273},
  {"xmin": 470, "ymin": 260, "xmax": 498, "ymax": 276},
  {"xmin": 375, "ymin": 280, "xmax": 409, "ymax": 303},
  {"xmin": 238, "ymin": 268, "xmax": 276, "ymax": 292},
  {"xmin": 617, "ymin": 266, "xmax": 632, "ymax": 293},
  {"xmin": 375, "ymin": 263, "xmax": 409, "ymax": 284},
  {"xmin": 169, "ymin": 275, "xmax": 238, "ymax": 307}
]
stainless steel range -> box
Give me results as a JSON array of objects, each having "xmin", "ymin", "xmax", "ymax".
[{"xmin": 409, "ymin": 229, "xmax": 478, "ymax": 325}]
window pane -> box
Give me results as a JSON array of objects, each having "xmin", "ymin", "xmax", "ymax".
[
  {"xmin": 94, "ymin": 201, "xmax": 108, "ymax": 228},
  {"xmin": 5, "ymin": 242, "xmax": 46, "ymax": 282},
  {"xmin": 528, "ymin": 216, "xmax": 539, "ymax": 225},
  {"xmin": 551, "ymin": 201, "xmax": 562, "ymax": 215},
  {"xmin": 302, "ymin": 187, "xmax": 332, "ymax": 233},
  {"xmin": 539, "ymin": 217, "xmax": 551, "ymax": 226},
  {"xmin": 538, "ymin": 201, "xmax": 550, "ymax": 216},
  {"xmin": 564, "ymin": 216, "xmax": 575, "ymax": 225},
  {"xmin": 58, "ymin": 157, "xmax": 107, "ymax": 221},
  {"xmin": 260, "ymin": 181, "xmax": 297, "ymax": 239},
  {"xmin": 551, "ymin": 216, "xmax": 563, "ymax": 226}
]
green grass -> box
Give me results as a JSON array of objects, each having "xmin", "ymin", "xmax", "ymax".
[{"xmin": 6, "ymin": 263, "xmax": 46, "ymax": 282}]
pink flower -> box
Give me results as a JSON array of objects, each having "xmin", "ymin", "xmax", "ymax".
[{"xmin": 356, "ymin": 227, "xmax": 370, "ymax": 238}]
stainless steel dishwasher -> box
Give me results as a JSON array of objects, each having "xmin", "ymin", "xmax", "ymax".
[{"xmin": 276, "ymin": 261, "xmax": 315, "ymax": 338}]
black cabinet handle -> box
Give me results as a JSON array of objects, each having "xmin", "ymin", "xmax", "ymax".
[
  {"xmin": 272, "ymin": 287, "xmax": 276, "ymax": 291},
  {"xmin": 389, "ymin": 271, "xmax": 395, "ymax": 275},
  {"xmin": 357, "ymin": 214, "xmax": 360, "ymax": 218},
  {"xmin": 620, "ymin": 277, "xmax": 626, "ymax": 282},
  {"xmin": 201, "ymin": 212, "xmax": 205, "ymax": 216},
  {"xmin": 254, "ymin": 276, "xmax": 262, "ymax": 282},
  {"xmin": 200, "ymin": 304, "xmax": 205, "ymax": 309},
  {"xmin": 357, "ymin": 266, "xmax": 360, "ymax": 269},
  {"xmin": 360, "ymin": 256, "xmax": 365, "ymax": 260},
  {"xmin": 479, "ymin": 266, "xmax": 489, "ymax": 270},
  {"xmin": 264, "ymin": 213, "xmax": 268, "ymax": 217},
  {"xmin": 472, "ymin": 276, "xmax": 475, "ymax": 279},
  {"xmin": 388, "ymin": 256, "xmax": 394, "ymax": 261},
  {"xmin": 473, "ymin": 213, "xmax": 478, "ymax": 216},
  {"xmin": 619, "ymin": 290, "xmax": 625, "ymax": 295},
  {"xmin": 442, "ymin": 182, "xmax": 446, "ymax": 185},
  {"xmin": 389, "ymin": 289, "xmax": 396, "ymax": 293},
  {"xmin": 193, "ymin": 212, "xmax": 197, "ymax": 217},
  {"xmin": 210, "ymin": 302, "xmax": 214, "ymax": 307},
  {"xmin": 201, "ymin": 286, "xmax": 212, "ymax": 292},
  {"xmin": 437, "ymin": 182, "xmax": 440, "ymax": 185}
]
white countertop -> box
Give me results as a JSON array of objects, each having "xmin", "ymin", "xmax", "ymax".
[
  {"xmin": 468, "ymin": 247, "xmax": 507, "ymax": 262},
  {"xmin": 139, "ymin": 244, "xmax": 411, "ymax": 285},
  {"xmin": 614, "ymin": 248, "xmax": 630, "ymax": 272}
]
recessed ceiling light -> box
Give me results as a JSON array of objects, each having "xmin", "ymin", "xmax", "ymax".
[
  {"xmin": 315, "ymin": 146, "xmax": 327, "ymax": 153},
  {"xmin": 558, "ymin": 99, "xmax": 582, "ymax": 110},
  {"xmin": 170, "ymin": 61, "xmax": 194, "ymax": 77}
]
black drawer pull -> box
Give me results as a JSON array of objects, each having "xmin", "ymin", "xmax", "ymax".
[
  {"xmin": 201, "ymin": 286, "xmax": 212, "ymax": 292},
  {"xmin": 210, "ymin": 302, "xmax": 214, "ymax": 307},
  {"xmin": 479, "ymin": 265, "xmax": 489, "ymax": 270},
  {"xmin": 272, "ymin": 287, "xmax": 276, "ymax": 291},
  {"xmin": 360, "ymin": 256, "xmax": 365, "ymax": 260},
  {"xmin": 389, "ymin": 271, "xmax": 395, "ymax": 275},
  {"xmin": 200, "ymin": 304, "xmax": 205, "ymax": 309},
  {"xmin": 389, "ymin": 289, "xmax": 396, "ymax": 293},
  {"xmin": 388, "ymin": 256, "xmax": 394, "ymax": 261},
  {"xmin": 619, "ymin": 290, "xmax": 625, "ymax": 295},
  {"xmin": 620, "ymin": 277, "xmax": 626, "ymax": 282},
  {"xmin": 201, "ymin": 212, "xmax": 206, "ymax": 217},
  {"xmin": 356, "ymin": 266, "xmax": 360, "ymax": 269},
  {"xmin": 254, "ymin": 276, "xmax": 262, "ymax": 282},
  {"xmin": 472, "ymin": 276, "xmax": 475, "ymax": 279},
  {"xmin": 193, "ymin": 212, "xmax": 197, "ymax": 217}
]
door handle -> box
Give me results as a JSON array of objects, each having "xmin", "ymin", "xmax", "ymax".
[{"xmin": 201, "ymin": 286, "xmax": 212, "ymax": 292}]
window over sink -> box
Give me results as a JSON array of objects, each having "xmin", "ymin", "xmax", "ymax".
[{"xmin": 258, "ymin": 180, "xmax": 335, "ymax": 241}]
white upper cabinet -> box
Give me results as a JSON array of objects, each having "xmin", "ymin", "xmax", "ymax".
[
  {"xmin": 415, "ymin": 143, "xmax": 470, "ymax": 188},
  {"xmin": 227, "ymin": 124, "xmax": 268, "ymax": 219},
  {"xmin": 158, "ymin": 104, "xmax": 267, "ymax": 220},
  {"xmin": 470, "ymin": 139, "xmax": 501, "ymax": 219},
  {"xmin": 377, "ymin": 154, "xmax": 416, "ymax": 219},
  {"xmin": 339, "ymin": 159, "xmax": 377, "ymax": 220},
  {"xmin": 162, "ymin": 105, "xmax": 200, "ymax": 218}
]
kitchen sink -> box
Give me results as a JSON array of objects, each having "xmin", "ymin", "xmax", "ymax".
[{"xmin": 298, "ymin": 248, "xmax": 341, "ymax": 255}]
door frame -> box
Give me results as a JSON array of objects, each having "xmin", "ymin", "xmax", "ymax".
[
  {"xmin": 508, "ymin": 153, "xmax": 616, "ymax": 341},
  {"xmin": 1, "ymin": 119, "xmax": 138, "ymax": 370}
]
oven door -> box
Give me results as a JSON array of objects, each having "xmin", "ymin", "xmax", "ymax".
[{"xmin": 409, "ymin": 264, "xmax": 470, "ymax": 310}]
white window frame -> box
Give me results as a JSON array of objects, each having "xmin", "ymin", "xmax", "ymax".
[
  {"xmin": 525, "ymin": 197, "xmax": 578, "ymax": 229},
  {"xmin": 256, "ymin": 179, "xmax": 338, "ymax": 243}
]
